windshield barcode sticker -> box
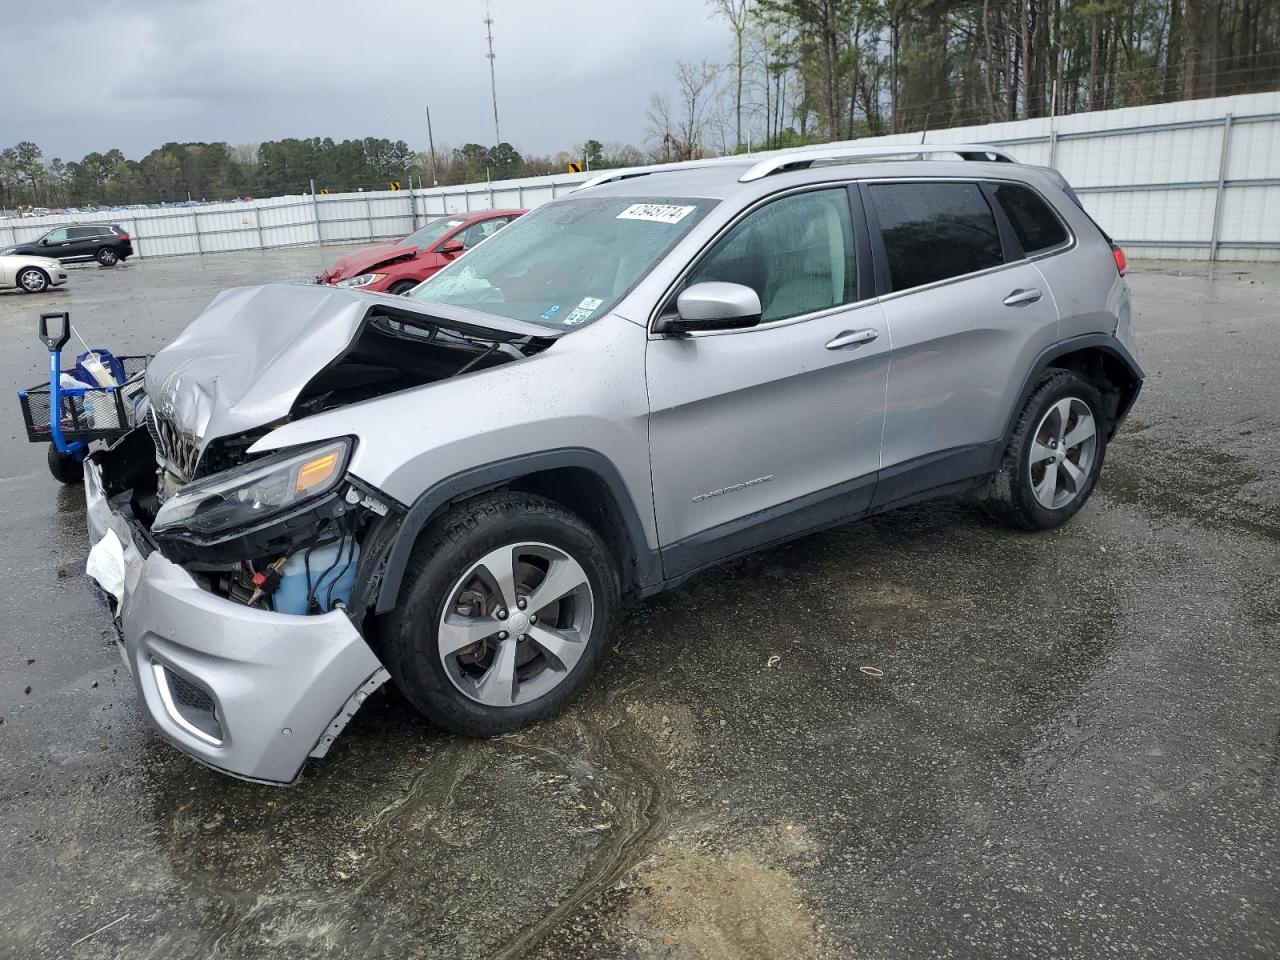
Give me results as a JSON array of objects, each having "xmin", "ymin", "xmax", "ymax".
[{"xmin": 616, "ymin": 203, "xmax": 696, "ymax": 224}]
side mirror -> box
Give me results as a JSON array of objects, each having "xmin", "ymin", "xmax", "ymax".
[
  {"xmin": 656, "ymin": 282, "xmax": 762, "ymax": 335},
  {"xmin": 39, "ymin": 237, "xmax": 51, "ymax": 245},
  {"xmin": 439, "ymin": 239, "xmax": 465, "ymax": 256}
]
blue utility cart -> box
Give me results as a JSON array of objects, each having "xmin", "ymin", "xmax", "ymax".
[{"xmin": 17, "ymin": 312, "xmax": 149, "ymax": 484}]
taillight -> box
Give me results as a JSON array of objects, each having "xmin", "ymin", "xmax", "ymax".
[
  {"xmin": 118, "ymin": 233, "xmax": 131, "ymax": 243},
  {"xmin": 1111, "ymin": 243, "xmax": 1127, "ymax": 277}
]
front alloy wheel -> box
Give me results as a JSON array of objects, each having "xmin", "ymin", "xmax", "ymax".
[
  {"xmin": 438, "ymin": 542, "xmax": 594, "ymax": 707},
  {"xmin": 382, "ymin": 491, "xmax": 619, "ymax": 735},
  {"xmin": 18, "ymin": 267, "xmax": 48, "ymax": 293}
]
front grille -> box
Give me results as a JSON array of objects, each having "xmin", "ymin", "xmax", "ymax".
[{"xmin": 149, "ymin": 409, "xmax": 202, "ymax": 481}]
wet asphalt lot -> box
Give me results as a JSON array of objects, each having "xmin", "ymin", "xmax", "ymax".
[{"xmin": 0, "ymin": 248, "xmax": 1277, "ymax": 960}]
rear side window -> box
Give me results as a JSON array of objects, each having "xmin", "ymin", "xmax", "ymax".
[
  {"xmin": 69, "ymin": 227, "xmax": 98, "ymax": 239},
  {"xmin": 991, "ymin": 182, "xmax": 1069, "ymax": 254},
  {"xmin": 688, "ymin": 188, "xmax": 856, "ymax": 322},
  {"xmin": 869, "ymin": 182, "xmax": 1003, "ymax": 292}
]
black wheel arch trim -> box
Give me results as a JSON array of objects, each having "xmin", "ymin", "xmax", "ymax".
[
  {"xmin": 368, "ymin": 448, "xmax": 660, "ymax": 615},
  {"xmin": 1007, "ymin": 334, "xmax": 1144, "ymax": 441}
]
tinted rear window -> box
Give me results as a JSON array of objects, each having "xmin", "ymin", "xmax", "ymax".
[
  {"xmin": 992, "ymin": 182, "xmax": 1069, "ymax": 254},
  {"xmin": 869, "ymin": 182, "xmax": 1003, "ymax": 292}
]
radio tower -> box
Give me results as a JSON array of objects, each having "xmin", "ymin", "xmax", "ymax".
[{"xmin": 484, "ymin": 4, "xmax": 501, "ymax": 146}]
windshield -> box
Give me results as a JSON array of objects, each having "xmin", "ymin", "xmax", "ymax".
[
  {"xmin": 401, "ymin": 216, "xmax": 465, "ymax": 251},
  {"xmin": 408, "ymin": 196, "xmax": 715, "ymax": 328}
]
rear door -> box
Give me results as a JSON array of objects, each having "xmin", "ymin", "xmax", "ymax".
[
  {"xmin": 66, "ymin": 227, "xmax": 100, "ymax": 260},
  {"xmin": 864, "ymin": 179, "xmax": 1060, "ymax": 502},
  {"xmin": 646, "ymin": 186, "xmax": 889, "ymax": 576}
]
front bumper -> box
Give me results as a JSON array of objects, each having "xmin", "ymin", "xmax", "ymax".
[{"xmin": 85, "ymin": 457, "xmax": 388, "ymax": 784}]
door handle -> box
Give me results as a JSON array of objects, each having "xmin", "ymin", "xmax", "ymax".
[
  {"xmin": 825, "ymin": 328, "xmax": 879, "ymax": 350},
  {"xmin": 1003, "ymin": 287, "xmax": 1043, "ymax": 306}
]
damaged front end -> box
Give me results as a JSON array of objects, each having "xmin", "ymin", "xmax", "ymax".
[{"xmin": 87, "ymin": 283, "xmax": 558, "ymax": 783}]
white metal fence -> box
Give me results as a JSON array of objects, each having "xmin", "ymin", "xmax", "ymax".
[{"xmin": 3, "ymin": 90, "xmax": 1277, "ymax": 262}]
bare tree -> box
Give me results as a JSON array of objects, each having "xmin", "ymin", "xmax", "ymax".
[
  {"xmin": 646, "ymin": 62, "xmax": 722, "ymax": 161},
  {"xmin": 604, "ymin": 142, "xmax": 646, "ymax": 167},
  {"xmin": 232, "ymin": 143, "xmax": 260, "ymax": 167},
  {"xmin": 644, "ymin": 92, "xmax": 679, "ymax": 161},
  {"xmin": 709, "ymin": 0, "xmax": 754, "ymax": 149},
  {"xmin": 675, "ymin": 60, "xmax": 722, "ymax": 158}
]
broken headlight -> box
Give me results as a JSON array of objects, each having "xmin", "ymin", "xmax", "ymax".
[{"xmin": 152, "ymin": 438, "xmax": 351, "ymax": 536}]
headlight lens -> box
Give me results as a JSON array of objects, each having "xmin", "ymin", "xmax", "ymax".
[
  {"xmin": 0, "ymin": 247, "xmax": 15, "ymax": 255},
  {"xmin": 335, "ymin": 273, "xmax": 386, "ymax": 288},
  {"xmin": 152, "ymin": 439, "xmax": 352, "ymax": 535}
]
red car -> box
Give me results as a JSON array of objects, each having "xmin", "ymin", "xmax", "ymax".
[{"xmin": 319, "ymin": 209, "xmax": 525, "ymax": 295}]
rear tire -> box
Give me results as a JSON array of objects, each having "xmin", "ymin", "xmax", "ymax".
[
  {"xmin": 17, "ymin": 267, "xmax": 49, "ymax": 293},
  {"xmin": 388, "ymin": 280, "xmax": 417, "ymax": 296},
  {"xmin": 47, "ymin": 444, "xmax": 82, "ymax": 485},
  {"xmin": 983, "ymin": 369, "xmax": 1107, "ymax": 531},
  {"xmin": 381, "ymin": 491, "xmax": 619, "ymax": 736},
  {"xmin": 95, "ymin": 246, "xmax": 118, "ymax": 266}
]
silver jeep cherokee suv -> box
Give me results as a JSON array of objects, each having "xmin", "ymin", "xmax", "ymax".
[{"xmin": 85, "ymin": 145, "xmax": 1141, "ymax": 783}]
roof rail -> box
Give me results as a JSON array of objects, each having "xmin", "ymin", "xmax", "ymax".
[
  {"xmin": 737, "ymin": 144, "xmax": 1018, "ymax": 182},
  {"xmin": 577, "ymin": 155, "xmax": 748, "ymax": 191}
]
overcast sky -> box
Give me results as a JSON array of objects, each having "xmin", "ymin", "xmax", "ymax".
[{"xmin": 3, "ymin": 0, "xmax": 728, "ymax": 161}]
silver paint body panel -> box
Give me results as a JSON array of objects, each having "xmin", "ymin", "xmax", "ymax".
[
  {"xmin": 85, "ymin": 458, "xmax": 385, "ymax": 784},
  {"xmin": 87, "ymin": 154, "xmax": 1136, "ymax": 780}
]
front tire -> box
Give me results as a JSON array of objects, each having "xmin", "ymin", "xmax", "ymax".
[
  {"xmin": 95, "ymin": 246, "xmax": 118, "ymax": 266},
  {"xmin": 47, "ymin": 444, "xmax": 82, "ymax": 485},
  {"xmin": 381, "ymin": 491, "xmax": 620, "ymax": 735},
  {"xmin": 17, "ymin": 267, "xmax": 49, "ymax": 293},
  {"xmin": 983, "ymin": 369, "xmax": 1107, "ymax": 531},
  {"xmin": 388, "ymin": 280, "xmax": 417, "ymax": 296}
]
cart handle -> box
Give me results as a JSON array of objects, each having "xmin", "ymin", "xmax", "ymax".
[{"xmin": 39, "ymin": 312, "xmax": 71, "ymax": 352}]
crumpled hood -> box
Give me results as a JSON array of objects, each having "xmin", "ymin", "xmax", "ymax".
[
  {"xmin": 144, "ymin": 283, "xmax": 561, "ymax": 448},
  {"xmin": 323, "ymin": 242, "xmax": 417, "ymax": 281},
  {"xmin": 145, "ymin": 284, "xmax": 370, "ymax": 444}
]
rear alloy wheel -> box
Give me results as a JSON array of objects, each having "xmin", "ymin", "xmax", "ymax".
[
  {"xmin": 983, "ymin": 369, "xmax": 1107, "ymax": 531},
  {"xmin": 1028, "ymin": 397, "xmax": 1098, "ymax": 510},
  {"xmin": 95, "ymin": 246, "xmax": 118, "ymax": 266},
  {"xmin": 388, "ymin": 280, "xmax": 417, "ymax": 296},
  {"xmin": 382, "ymin": 492, "xmax": 619, "ymax": 735},
  {"xmin": 17, "ymin": 267, "xmax": 48, "ymax": 293}
]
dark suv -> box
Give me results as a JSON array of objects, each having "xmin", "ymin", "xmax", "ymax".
[{"xmin": 0, "ymin": 223, "xmax": 133, "ymax": 266}]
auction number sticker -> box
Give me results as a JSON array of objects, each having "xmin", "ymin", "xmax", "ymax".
[{"xmin": 616, "ymin": 203, "xmax": 697, "ymax": 224}]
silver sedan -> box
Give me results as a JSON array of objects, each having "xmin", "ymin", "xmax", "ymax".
[{"xmin": 0, "ymin": 252, "xmax": 68, "ymax": 293}]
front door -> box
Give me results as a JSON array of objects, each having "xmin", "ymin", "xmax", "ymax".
[
  {"xmin": 39, "ymin": 227, "xmax": 72, "ymax": 260},
  {"xmin": 646, "ymin": 186, "xmax": 889, "ymax": 578}
]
